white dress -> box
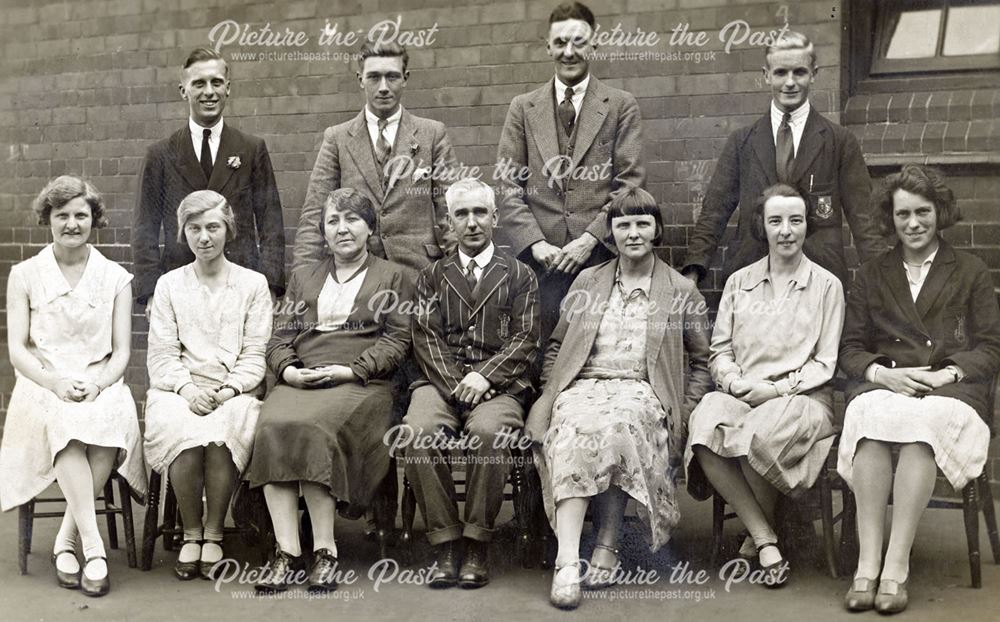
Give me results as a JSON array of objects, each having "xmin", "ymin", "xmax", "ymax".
[
  {"xmin": 142, "ymin": 263, "xmax": 272, "ymax": 473},
  {"xmin": 0, "ymin": 245, "xmax": 146, "ymax": 512}
]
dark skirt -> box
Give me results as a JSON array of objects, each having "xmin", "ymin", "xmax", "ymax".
[{"xmin": 246, "ymin": 380, "xmax": 393, "ymax": 508}]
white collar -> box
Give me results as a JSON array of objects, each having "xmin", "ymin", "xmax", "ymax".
[
  {"xmin": 770, "ymin": 100, "xmax": 809, "ymax": 127},
  {"xmin": 365, "ymin": 105, "xmax": 402, "ymax": 127},
  {"xmin": 904, "ymin": 245, "xmax": 939, "ymax": 269},
  {"xmin": 554, "ymin": 74, "xmax": 590, "ymax": 101},
  {"xmin": 459, "ymin": 242, "xmax": 495, "ymax": 270},
  {"xmin": 189, "ymin": 116, "xmax": 224, "ymax": 138}
]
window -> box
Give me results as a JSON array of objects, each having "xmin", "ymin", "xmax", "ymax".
[{"xmin": 871, "ymin": 0, "xmax": 1000, "ymax": 74}]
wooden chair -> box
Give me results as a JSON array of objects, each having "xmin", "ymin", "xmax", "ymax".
[{"xmin": 18, "ymin": 472, "xmax": 137, "ymax": 574}]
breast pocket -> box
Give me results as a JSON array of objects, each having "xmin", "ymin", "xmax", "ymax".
[{"xmin": 804, "ymin": 181, "xmax": 840, "ymax": 229}]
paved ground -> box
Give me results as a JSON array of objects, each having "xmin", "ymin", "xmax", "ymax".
[{"xmin": 1, "ymin": 483, "xmax": 998, "ymax": 622}]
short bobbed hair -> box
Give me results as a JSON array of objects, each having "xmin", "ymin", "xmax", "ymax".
[
  {"xmin": 605, "ymin": 186, "xmax": 663, "ymax": 246},
  {"xmin": 750, "ymin": 183, "xmax": 810, "ymax": 242},
  {"xmin": 32, "ymin": 175, "xmax": 108, "ymax": 228},
  {"xmin": 764, "ymin": 30, "xmax": 817, "ymax": 70},
  {"xmin": 319, "ymin": 188, "xmax": 377, "ymax": 240},
  {"xmin": 176, "ymin": 190, "xmax": 236, "ymax": 244},
  {"xmin": 872, "ymin": 165, "xmax": 961, "ymax": 236}
]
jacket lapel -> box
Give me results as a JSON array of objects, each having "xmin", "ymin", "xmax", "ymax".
[
  {"xmin": 384, "ymin": 110, "xmax": 417, "ymax": 199},
  {"xmin": 441, "ymin": 254, "xmax": 475, "ymax": 310},
  {"xmin": 749, "ymin": 115, "xmax": 778, "ymax": 187},
  {"xmin": 525, "ymin": 80, "xmax": 564, "ymax": 192},
  {"xmin": 569, "ymin": 77, "xmax": 609, "ymax": 171},
  {"xmin": 469, "ymin": 254, "xmax": 510, "ymax": 317},
  {"xmin": 645, "ymin": 259, "xmax": 673, "ymax": 375},
  {"xmin": 171, "ymin": 127, "xmax": 207, "ymax": 190},
  {"xmin": 915, "ymin": 241, "xmax": 957, "ymax": 319},
  {"xmin": 789, "ymin": 108, "xmax": 826, "ymax": 184},
  {"xmin": 881, "ymin": 246, "xmax": 928, "ymax": 335},
  {"xmin": 344, "ymin": 111, "xmax": 385, "ymax": 202},
  {"xmin": 208, "ymin": 124, "xmax": 238, "ymax": 193}
]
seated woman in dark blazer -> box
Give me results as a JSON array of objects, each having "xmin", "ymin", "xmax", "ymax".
[
  {"xmin": 838, "ymin": 165, "xmax": 1000, "ymax": 614},
  {"xmin": 526, "ymin": 187, "xmax": 713, "ymax": 610},
  {"xmin": 246, "ymin": 188, "xmax": 412, "ymax": 594}
]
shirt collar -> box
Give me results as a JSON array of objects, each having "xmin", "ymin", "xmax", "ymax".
[
  {"xmin": 741, "ymin": 254, "xmax": 814, "ymax": 291},
  {"xmin": 189, "ymin": 116, "xmax": 224, "ymax": 139},
  {"xmin": 904, "ymin": 246, "xmax": 939, "ymax": 270},
  {"xmin": 554, "ymin": 74, "xmax": 590, "ymax": 102},
  {"xmin": 613, "ymin": 261, "xmax": 653, "ymax": 298},
  {"xmin": 770, "ymin": 99, "xmax": 810, "ymax": 128},
  {"xmin": 459, "ymin": 242, "xmax": 495, "ymax": 271},
  {"xmin": 365, "ymin": 105, "xmax": 402, "ymax": 127},
  {"xmin": 328, "ymin": 251, "xmax": 373, "ymax": 284}
]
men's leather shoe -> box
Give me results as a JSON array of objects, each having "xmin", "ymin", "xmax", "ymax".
[
  {"xmin": 458, "ymin": 539, "xmax": 489, "ymax": 589},
  {"xmin": 307, "ymin": 548, "xmax": 339, "ymax": 593},
  {"xmin": 255, "ymin": 547, "xmax": 304, "ymax": 593},
  {"xmin": 428, "ymin": 541, "xmax": 459, "ymax": 589},
  {"xmin": 80, "ymin": 556, "xmax": 110, "ymax": 597},
  {"xmin": 52, "ymin": 550, "xmax": 81, "ymax": 589}
]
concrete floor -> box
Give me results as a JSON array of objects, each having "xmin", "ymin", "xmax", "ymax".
[{"xmin": 1, "ymin": 483, "xmax": 998, "ymax": 622}]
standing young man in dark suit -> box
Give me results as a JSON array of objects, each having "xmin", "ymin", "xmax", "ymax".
[
  {"xmin": 293, "ymin": 41, "xmax": 457, "ymax": 275},
  {"xmin": 496, "ymin": 1, "xmax": 644, "ymax": 341},
  {"xmin": 405, "ymin": 178, "xmax": 539, "ymax": 590},
  {"xmin": 132, "ymin": 48, "xmax": 285, "ymax": 308},
  {"xmin": 682, "ymin": 32, "xmax": 883, "ymax": 288}
]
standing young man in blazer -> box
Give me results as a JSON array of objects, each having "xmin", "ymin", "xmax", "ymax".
[
  {"xmin": 405, "ymin": 178, "xmax": 539, "ymax": 590},
  {"xmin": 132, "ymin": 48, "xmax": 286, "ymax": 308},
  {"xmin": 682, "ymin": 32, "xmax": 883, "ymax": 288},
  {"xmin": 293, "ymin": 41, "xmax": 457, "ymax": 275},
  {"xmin": 496, "ymin": 1, "xmax": 644, "ymax": 341}
]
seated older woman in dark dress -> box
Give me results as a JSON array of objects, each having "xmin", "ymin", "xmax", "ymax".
[
  {"xmin": 838, "ymin": 166, "xmax": 1000, "ymax": 614},
  {"xmin": 246, "ymin": 188, "xmax": 412, "ymax": 594}
]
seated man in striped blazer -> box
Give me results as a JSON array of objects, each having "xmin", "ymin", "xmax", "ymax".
[{"xmin": 404, "ymin": 178, "xmax": 540, "ymax": 590}]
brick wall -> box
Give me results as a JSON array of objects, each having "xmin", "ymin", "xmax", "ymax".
[{"xmin": 0, "ymin": 0, "xmax": 996, "ymax": 487}]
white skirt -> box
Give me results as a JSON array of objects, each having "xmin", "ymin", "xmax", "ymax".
[
  {"xmin": 0, "ymin": 376, "xmax": 146, "ymax": 512},
  {"xmin": 143, "ymin": 388, "xmax": 261, "ymax": 474},
  {"xmin": 837, "ymin": 389, "xmax": 989, "ymax": 491}
]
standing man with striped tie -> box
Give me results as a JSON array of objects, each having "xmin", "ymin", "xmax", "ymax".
[
  {"xmin": 682, "ymin": 32, "xmax": 883, "ymax": 288},
  {"xmin": 293, "ymin": 41, "xmax": 458, "ymax": 275}
]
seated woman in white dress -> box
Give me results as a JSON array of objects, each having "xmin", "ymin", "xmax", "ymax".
[
  {"xmin": 685, "ymin": 184, "xmax": 844, "ymax": 588},
  {"xmin": 838, "ymin": 166, "xmax": 1000, "ymax": 614},
  {"xmin": 0, "ymin": 176, "xmax": 146, "ymax": 597},
  {"xmin": 143, "ymin": 190, "xmax": 272, "ymax": 581},
  {"xmin": 525, "ymin": 187, "xmax": 713, "ymax": 610}
]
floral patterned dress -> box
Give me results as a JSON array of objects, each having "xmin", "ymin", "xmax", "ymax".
[{"xmin": 538, "ymin": 280, "xmax": 678, "ymax": 550}]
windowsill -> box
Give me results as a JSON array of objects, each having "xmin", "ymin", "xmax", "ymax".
[{"xmin": 865, "ymin": 152, "xmax": 1000, "ymax": 166}]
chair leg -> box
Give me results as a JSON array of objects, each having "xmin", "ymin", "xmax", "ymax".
[
  {"xmin": 962, "ymin": 481, "xmax": 982, "ymax": 588},
  {"xmin": 400, "ymin": 474, "xmax": 416, "ymax": 566},
  {"xmin": 18, "ymin": 502, "xmax": 33, "ymax": 575},
  {"xmin": 819, "ymin": 469, "xmax": 838, "ymax": 578},
  {"xmin": 116, "ymin": 474, "xmax": 137, "ymax": 568},
  {"xmin": 103, "ymin": 477, "xmax": 119, "ymax": 550},
  {"xmin": 25, "ymin": 499, "xmax": 34, "ymax": 555},
  {"xmin": 141, "ymin": 470, "xmax": 162, "ymax": 571},
  {"xmin": 711, "ymin": 493, "xmax": 725, "ymax": 568},
  {"xmin": 977, "ymin": 472, "xmax": 1000, "ymax": 565},
  {"xmin": 372, "ymin": 459, "xmax": 398, "ymax": 561},
  {"xmin": 163, "ymin": 477, "xmax": 178, "ymax": 552},
  {"xmin": 838, "ymin": 487, "xmax": 858, "ymax": 577}
]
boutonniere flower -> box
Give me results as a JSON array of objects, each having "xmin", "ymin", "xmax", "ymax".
[
  {"xmin": 409, "ymin": 143, "xmax": 419, "ymax": 156},
  {"xmin": 227, "ymin": 155, "xmax": 241, "ymax": 170},
  {"xmin": 412, "ymin": 166, "xmax": 432, "ymax": 182}
]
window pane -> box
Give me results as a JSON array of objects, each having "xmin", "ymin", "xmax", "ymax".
[
  {"xmin": 885, "ymin": 9, "xmax": 942, "ymax": 59},
  {"xmin": 943, "ymin": 5, "xmax": 1000, "ymax": 56}
]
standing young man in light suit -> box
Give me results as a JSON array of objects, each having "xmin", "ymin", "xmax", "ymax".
[
  {"xmin": 132, "ymin": 47, "xmax": 286, "ymax": 308},
  {"xmin": 293, "ymin": 41, "xmax": 457, "ymax": 274},
  {"xmin": 682, "ymin": 32, "xmax": 883, "ymax": 288},
  {"xmin": 495, "ymin": 1, "xmax": 645, "ymax": 341}
]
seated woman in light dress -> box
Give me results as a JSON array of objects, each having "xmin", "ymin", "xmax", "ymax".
[
  {"xmin": 247, "ymin": 189, "xmax": 412, "ymax": 594},
  {"xmin": 838, "ymin": 166, "xmax": 1000, "ymax": 614},
  {"xmin": 685, "ymin": 183, "xmax": 844, "ymax": 588},
  {"xmin": 0, "ymin": 176, "xmax": 146, "ymax": 597},
  {"xmin": 143, "ymin": 190, "xmax": 272, "ymax": 581},
  {"xmin": 525, "ymin": 187, "xmax": 713, "ymax": 610}
]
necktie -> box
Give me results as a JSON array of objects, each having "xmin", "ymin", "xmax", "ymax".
[
  {"xmin": 200, "ymin": 128, "xmax": 213, "ymax": 182},
  {"xmin": 776, "ymin": 112, "xmax": 794, "ymax": 183},
  {"xmin": 374, "ymin": 118, "xmax": 390, "ymax": 167},
  {"xmin": 465, "ymin": 261, "xmax": 479, "ymax": 301},
  {"xmin": 558, "ymin": 86, "xmax": 576, "ymax": 136}
]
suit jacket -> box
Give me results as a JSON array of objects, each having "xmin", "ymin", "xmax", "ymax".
[
  {"xmin": 496, "ymin": 76, "xmax": 644, "ymax": 259},
  {"xmin": 293, "ymin": 109, "xmax": 457, "ymax": 274},
  {"xmin": 839, "ymin": 240, "xmax": 1000, "ymax": 423},
  {"xmin": 411, "ymin": 246, "xmax": 539, "ymax": 401},
  {"xmin": 525, "ymin": 257, "xmax": 713, "ymax": 463},
  {"xmin": 683, "ymin": 106, "xmax": 884, "ymax": 285},
  {"xmin": 132, "ymin": 123, "xmax": 285, "ymax": 303}
]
